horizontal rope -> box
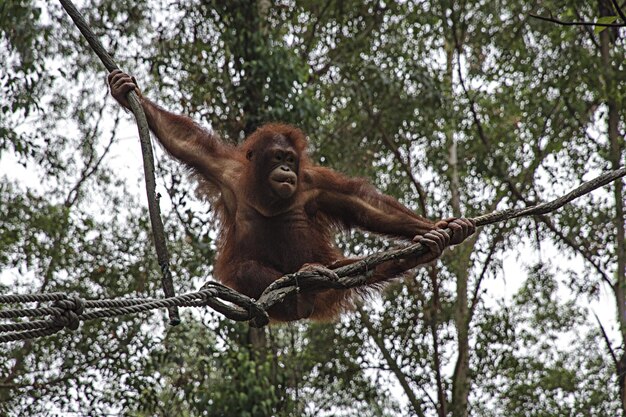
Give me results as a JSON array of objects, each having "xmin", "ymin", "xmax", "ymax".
[
  {"xmin": 0, "ymin": 284, "xmax": 268, "ymax": 343},
  {"xmin": 2, "ymin": 167, "xmax": 624, "ymax": 341}
]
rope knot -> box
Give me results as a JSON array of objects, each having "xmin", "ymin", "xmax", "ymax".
[{"xmin": 52, "ymin": 296, "xmax": 84, "ymax": 331}]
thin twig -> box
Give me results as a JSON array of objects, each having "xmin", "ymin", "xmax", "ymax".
[
  {"xmin": 594, "ymin": 312, "xmax": 618, "ymax": 367},
  {"xmin": 529, "ymin": 13, "xmax": 626, "ymax": 28},
  {"xmin": 358, "ymin": 305, "xmax": 427, "ymax": 417},
  {"xmin": 611, "ymin": 0, "xmax": 626, "ymax": 22},
  {"xmin": 452, "ymin": 33, "xmax": 613, "ymax": 286},
  {"xmin": 468, "ymin": 229, "xmax": 503, "ymax": 319}
]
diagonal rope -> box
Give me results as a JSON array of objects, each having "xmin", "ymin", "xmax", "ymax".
[
  {"xmin": 2, "ymin": 167, "xmax": 624, "ymax": 341},
  {"xmin": 58, "ymin": 0, "xmax": 180, "ymax": 325}
]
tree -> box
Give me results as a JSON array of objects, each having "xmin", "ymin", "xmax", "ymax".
[{"xmin": 1, "ymin": 1, "xmax": 623, "ymax": 416}]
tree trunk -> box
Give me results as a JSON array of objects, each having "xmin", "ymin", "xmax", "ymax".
[
  {"xmin": 599, "ymin": 1, "xmax": 626, "ymax": 413},
  {"xmin": 443, "ymin": 16, "xmax": 471, "ymax": 417}
]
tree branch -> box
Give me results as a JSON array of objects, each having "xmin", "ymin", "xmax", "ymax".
[
  {"xmin": 594, "ymin": 312, "xmax": 618, "ymax": 367},
  {"xmin": 611, "ymin": 0, "xmax": 626, "ymax": 22},
  {"xmin": 357, "ymin": 306, "xmax": 427, "ymax": 417},
  {"xmin": 6, "ymin": 1, "xmax": 623, "ymax": 338},
  {"xmin": 529, "ymin": 13, "xmax": 625, "ymax": 27},
  {"xmin": 452, "ymin": 39, "xmax": 613, "ymax": 286}
]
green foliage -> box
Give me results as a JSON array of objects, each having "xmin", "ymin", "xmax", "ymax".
[
  {"xmin": 474, "ymin": 265, "xmax": 619, "ymax": 417},
  {"xmin": 595, "ymin": 16, "xmax": 618, "ymax": 34},
  {"xmin": 1, "ymin": 0, "xmax": 624, "ymax": 415},
  {"xmin": 0, "ymin": 1, "xmax": 53, "ymax": 159},
  {"xmin": 146, "ymin": 0, "xmax": 320, "ymax": 141},
  {"xmin": 123, "ymin": 320, "xmax": 281, "ymax": 416}
]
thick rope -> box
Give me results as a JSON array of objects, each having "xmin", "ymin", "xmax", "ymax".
[
  {"xmin": 51, "ymin": 0, "xmax": 626, "ymax": 335},
  {"xmin": 250, "ymin": 167, "xmax": 626, "ymax": 325},
  {"xmin": 58, "ymin": 0, "xmax": 180, "ymax": 325},
  {"xmin": 0, "ymin": 285, "xmax": 268, "ymax": 343},
  {"xmin": 2, "ymin": 167, "xmax": 625, "ymax": 341}
]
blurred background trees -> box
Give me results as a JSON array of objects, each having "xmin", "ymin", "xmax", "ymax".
[{"xmin": 1, "ymin": 1, "xmax": 624, "ymax": 415}]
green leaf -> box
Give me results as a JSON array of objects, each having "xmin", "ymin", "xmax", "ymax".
[{"xmin": 594, "ymin": 15, "xmax": 618, "ymax": 34}]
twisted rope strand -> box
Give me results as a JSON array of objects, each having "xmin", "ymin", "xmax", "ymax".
[{"xmin": 2, "ymin": 168, "xmax": 625, "ymax": 340}]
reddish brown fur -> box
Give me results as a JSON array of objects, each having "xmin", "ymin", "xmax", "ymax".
[
  {"xmin": 240, "ymin": 123, "xmax": 310, "ymax": 160},
  {"xmin": 108, "ymin": 70, "xmax": 474, "ymax": 322},
  {"xmin": 205, "ymin": 124, "xmax": 437, "ymax": 321}
]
